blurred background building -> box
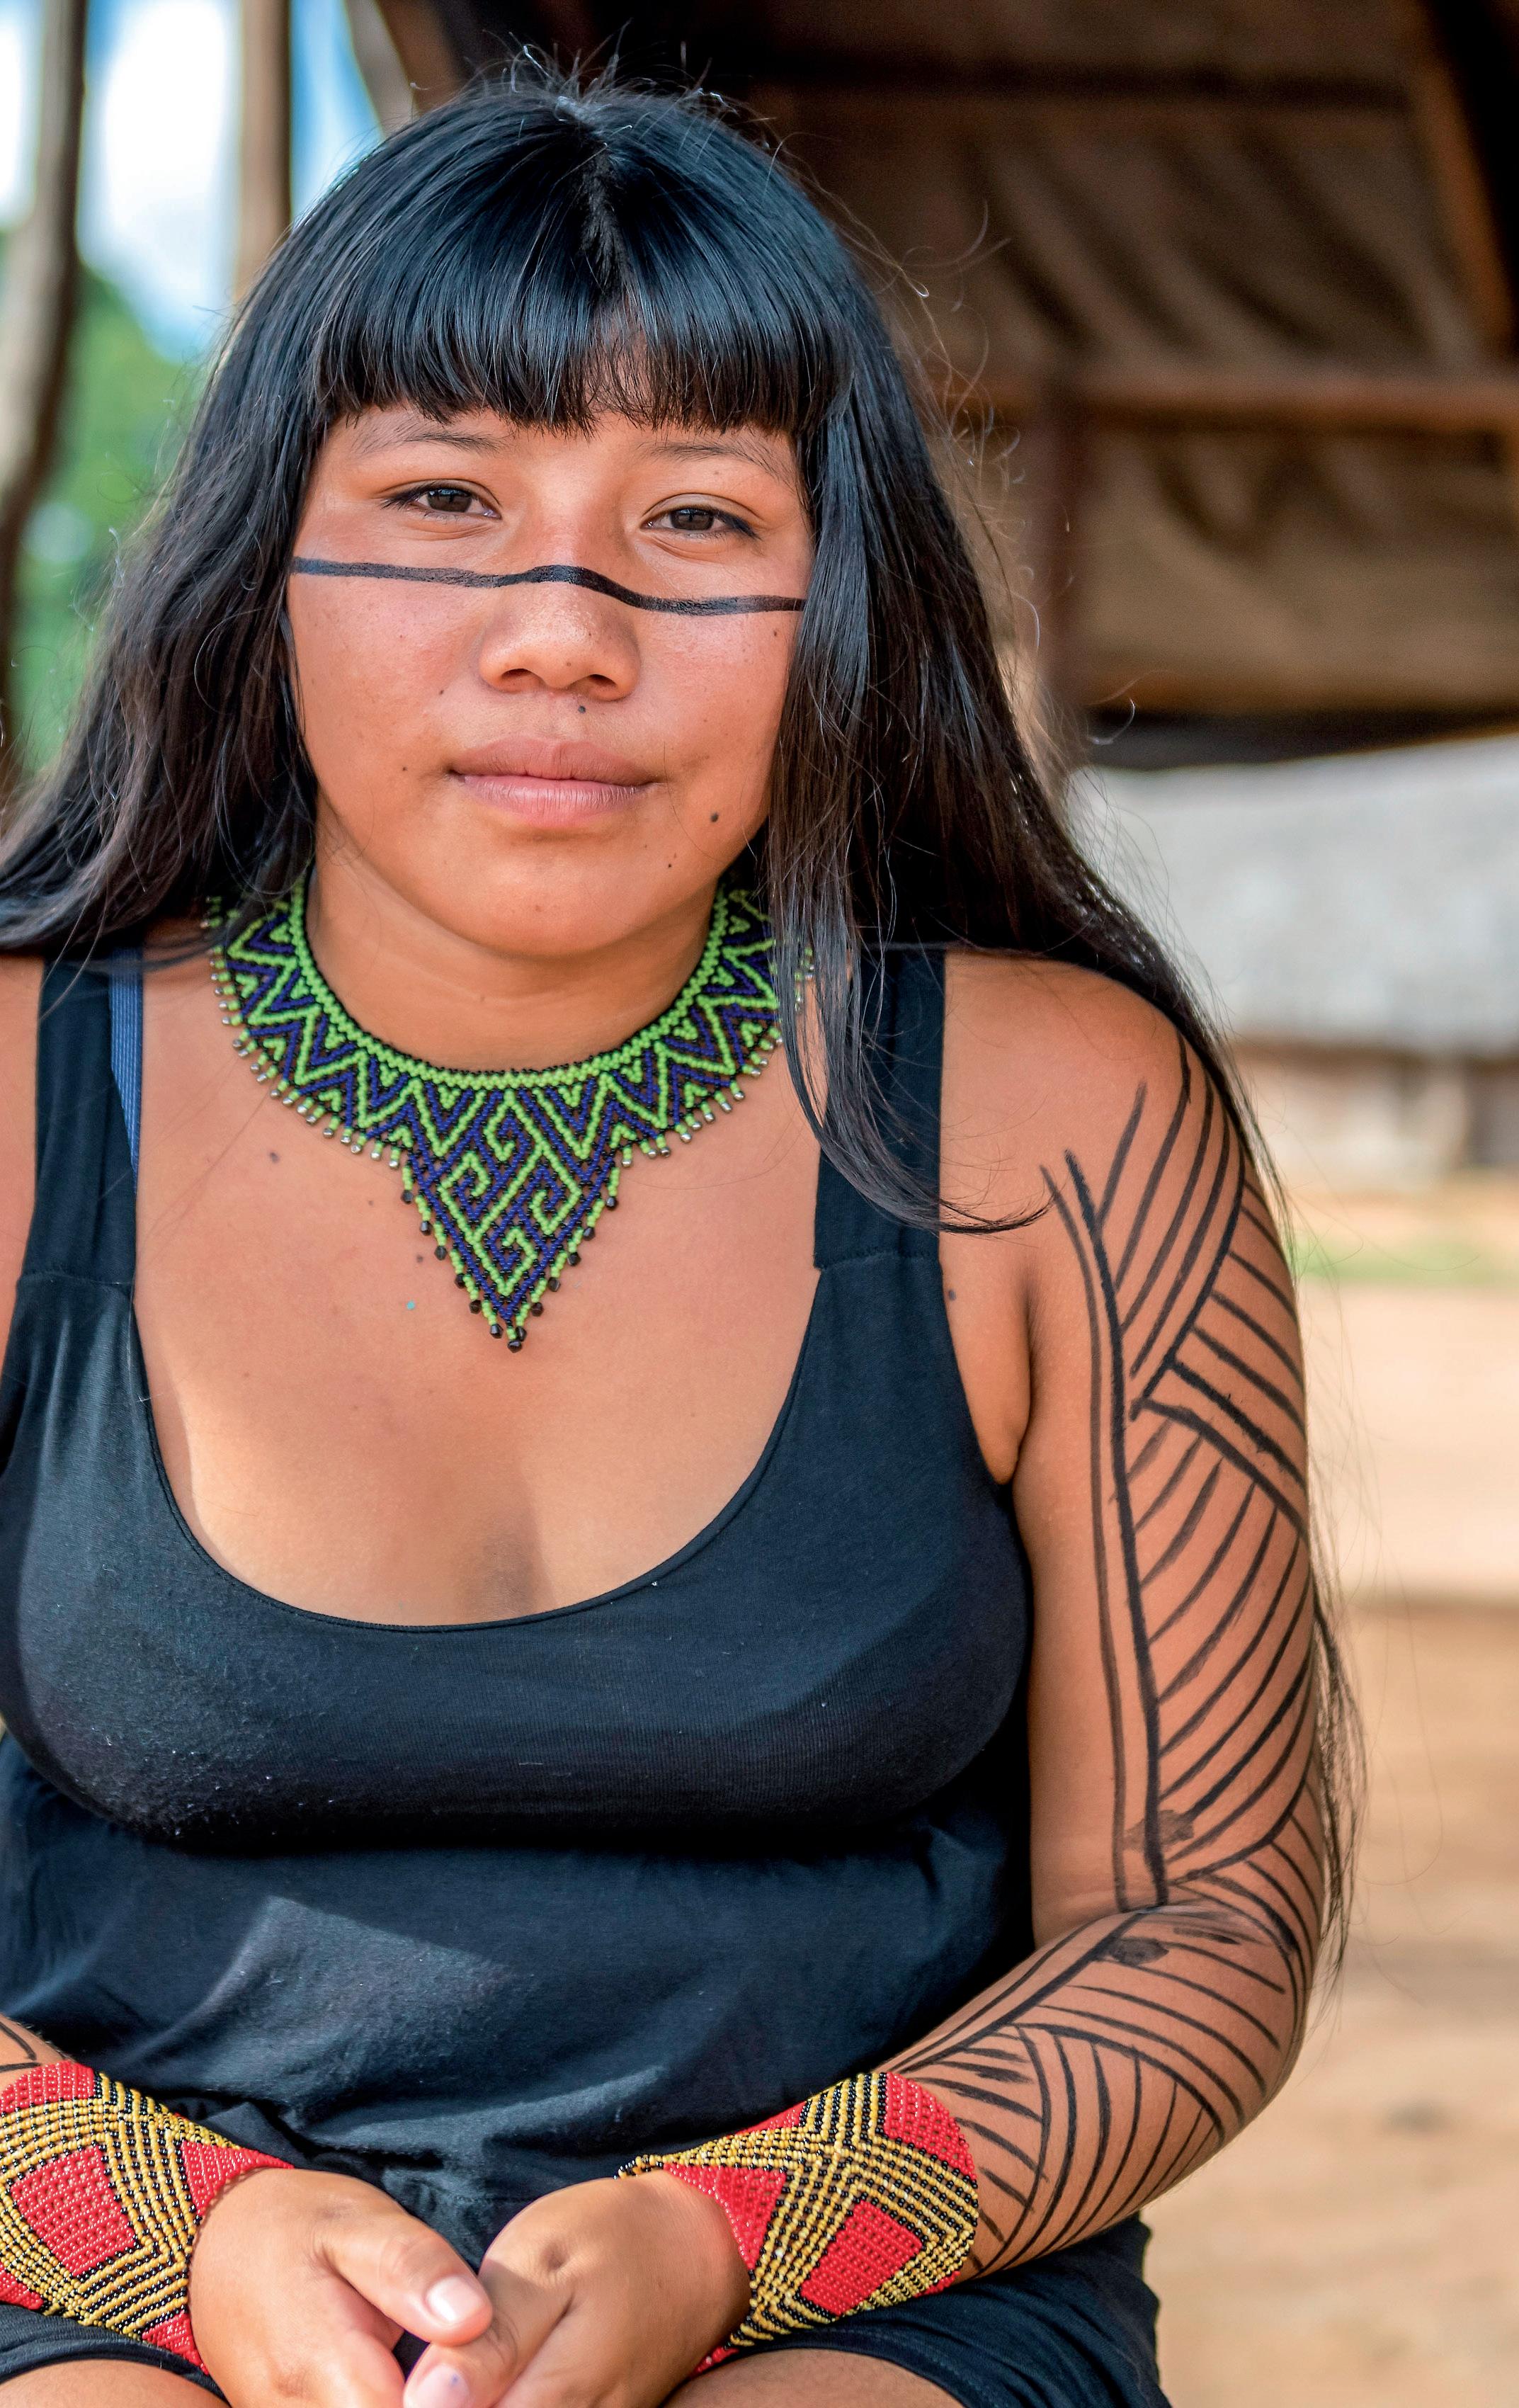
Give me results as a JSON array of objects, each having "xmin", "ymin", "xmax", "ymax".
[{"xmin": 1, "ymin": 3, "xmax": 1516, "ymax": 2400}]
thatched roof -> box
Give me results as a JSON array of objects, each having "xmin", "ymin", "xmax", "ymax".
[
  {"xmin": 1078, "ymin": 734, "xmax": 1519, "ymax": 1055},
  {"xmin": 358, "ymin": 1, "xmax": 1519, "ymax": 759}
]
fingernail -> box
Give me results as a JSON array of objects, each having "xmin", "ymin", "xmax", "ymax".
[
  {"xmin": 424, "ymin": 2274, "xmax": 485, "ymax": 2327},
  {"xmin": 407, "ymin": 2365, "xmax": 468, "ymax": 2408}
]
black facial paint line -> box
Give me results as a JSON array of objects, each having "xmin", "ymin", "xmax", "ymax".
[{"xmin": 290, "ymin": 557, "xmax": 807, "ymax": 618}]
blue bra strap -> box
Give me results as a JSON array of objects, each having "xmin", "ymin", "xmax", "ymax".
[{"xmin": 106, "ymin": 951, "xmax": 143, "ymax": 1181}]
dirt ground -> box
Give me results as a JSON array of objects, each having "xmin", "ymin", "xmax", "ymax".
[
  {"xmin": 1146, "ymin": 1178, "xmax": 1519, "ymax": 2407},
  {"xmin": 1292, "ymin": 1179, "xmax": 1519, "ymax": 1606}
]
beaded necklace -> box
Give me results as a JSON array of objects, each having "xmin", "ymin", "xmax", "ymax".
[{"xmin": 209, "ymin": 879, "xmax": 783, "ymax": 1349}]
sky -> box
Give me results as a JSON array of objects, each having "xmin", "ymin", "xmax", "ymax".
[{"xmin": 0, "ymin": 0, "xmax": 380, "ymax": 355}]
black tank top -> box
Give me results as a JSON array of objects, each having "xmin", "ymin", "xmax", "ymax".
[{"xmin": 0, "ymin": 948, "xmax": 1032, "ymax": 2264}]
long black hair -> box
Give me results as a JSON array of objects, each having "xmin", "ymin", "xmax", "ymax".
[
  {"xmin": 1, "ymin": 67, "xmax": 1229, "ymax": 1139},
  {"xmin": 0, "ymin": 64, "xmax": 1355, "ymax": 1921}
]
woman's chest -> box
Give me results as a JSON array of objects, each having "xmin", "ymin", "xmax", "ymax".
[
  {"xmin": 1, "ymin": 1263, "xmax": 1027, "ymax": 1846},
  {"xmin": 0, "ymin": 955, "xmax": 1032, "ymax": 1848},
  {"xmin": 135, "ymin": 993, "xmax": 822, "ymax": 1624}
]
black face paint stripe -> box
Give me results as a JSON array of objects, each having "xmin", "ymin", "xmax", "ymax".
[{"xmin": 290, "ymin": 557, "xmax": 807, "ymax": 616}]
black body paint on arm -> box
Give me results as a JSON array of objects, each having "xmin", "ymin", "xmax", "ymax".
[
  {"xmin": 290, "ymin": 557, "xmax": 807, "ymax": 616},
  {"xmin": 0, "ymin": 2021, "xmax": 41, "ymax": 2079},
  {"xmin": 894, "ymin": 1035, "xmax": 1320, "ymax": 2272}
]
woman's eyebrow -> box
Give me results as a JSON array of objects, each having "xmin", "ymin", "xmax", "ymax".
[
  {"xmin": 350, "ymin": 416, "xmax": 496, "ymax": 458},
  {"xmin": 643, "ymin": 435, "xmax": 785, "ymax": 475}
]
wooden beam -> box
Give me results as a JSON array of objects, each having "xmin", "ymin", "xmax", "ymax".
[
  {"xmin": 234, "ymin": 0, "xmax": 292, "ymax": 300},
  {"xmin": 368, "ymin": 0, "xmax": 466, "ymax": 109},
  {"xmin": 0, "ymin": 0, "xmax": 88, "ymax": 794},
  {"xmin": 343, "ymin": 0, "xmax": 414, "ymax": 132},
  {"xmin": 954, "ymin": 367, "xmax": 1519, "ymax": 434},
  {"xmin": 748, "ymin": 59, "xmax": 1406, "ymax": 115},
  {"xmin": 1396, "ymin": 1, "xmax": 1519, "ymax": 548},
  {"xmin": 752, "ymin": 79, "xmax": 1400, "ymax": 151},
  {"xmin": 1400, "ymin": 0, "xmax": 1513, "ymax": 353}
]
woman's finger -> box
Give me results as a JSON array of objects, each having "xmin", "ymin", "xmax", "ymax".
[
  {"xmin": 208, "ymin": 2277, "xmax": 408, "ymax": 2408},
  {"xmin": 317, "ymin": 2198, "xmax": 494, "ymax": 2350},
  {"xmin": 402, "ymin": 2255, "xmax": 567, "ymax": 2408},
  {"xmin": 479, "ymin": 2298, "xmax": 634, "ymax": 2408},
  {"xmin": 304, "ymin": 2322, "xmax": 421, "ymax": 2408}
]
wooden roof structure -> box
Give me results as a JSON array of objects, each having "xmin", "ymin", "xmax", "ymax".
[{"xmin": 353, "ymin": 1, "xmax": 1519, "ymax": 761}]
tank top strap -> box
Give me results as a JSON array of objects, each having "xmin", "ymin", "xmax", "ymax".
[
  {"xmin": 23, "ymin": 954, "xmax": 140, "ymax": 1289},
  {"xmin": 813, "ymin": 946, "xmax": 945, "ymax": 1270}
]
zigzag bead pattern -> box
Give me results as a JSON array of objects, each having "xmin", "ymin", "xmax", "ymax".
[
  {"xmin": 0, "ymin": 2062, "xmax": 285, "ymax": 2368},
  {"xmin": 621, "ymin": 2071, "xmax": 979, "ymax": 2363},
  {"xmin": 209, "ymin": 879, "xmax": 785, "ymax": 1347}
]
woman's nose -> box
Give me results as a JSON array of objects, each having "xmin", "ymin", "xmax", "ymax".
[{"xmin": 475, "ymin": 587, "xmax": 639, "ymax": 700}]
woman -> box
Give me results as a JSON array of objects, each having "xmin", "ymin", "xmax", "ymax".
[{"xmin": 0, "ymin": 72, "xmax": 1348, "ymax": 2408}]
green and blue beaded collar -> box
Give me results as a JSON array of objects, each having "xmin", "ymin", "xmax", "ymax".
[{"xmin": 209, "ymin": 878, "xmax": 784, "ymax": 1348}]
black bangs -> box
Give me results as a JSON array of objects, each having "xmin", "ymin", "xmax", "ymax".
[{"xmin": 283, "ymin": 83, "xmax": 854, "ymax": 445}]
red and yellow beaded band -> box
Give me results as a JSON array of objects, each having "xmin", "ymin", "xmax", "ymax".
[
  {"xmin": 0, "ymin": 2062, "xmax": 285, "ymax": 2369},
  {"xmin": 621, "ymin": 2069, "xmax": 979, "ymax": 2362}
]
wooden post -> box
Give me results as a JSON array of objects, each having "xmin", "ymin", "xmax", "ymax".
[
  {"xmin": 1017, "ymin": 393, "xmax": 1088, "ymax": 758},
  {"xmin": 366, "ymin": 0, "xmax": 466, "ymax": 112},
  {"xmin": 235, "ymin": 0, "xmax": 292, "ymax": 301},
  {"xmin": 0, "ymin": 0, "xmax": 89, "ymax": 797},
  {"xmin": 1401, "ymin": 0, "xmax": 1514, "ymax": 353},
  {"xmin": 1398, "ymin": 0, "xmax": 1519, "ymax": 540},
  {"xmin": 343, "ymin": 0, "xmax": 414, "ymax": 134}
]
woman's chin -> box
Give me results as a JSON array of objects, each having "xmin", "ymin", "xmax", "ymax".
[{"xmin": 358, "ymin": 837, "xmax": 729, "ymax": 968}]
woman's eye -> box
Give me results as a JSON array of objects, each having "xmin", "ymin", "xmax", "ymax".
[
  {"xmin": 651, "ymin": 505, "xmax": 751, "ymax": 538},
  {"xmin": 399, "ymin": 484, "xmax": 483, "ymax": 516}
]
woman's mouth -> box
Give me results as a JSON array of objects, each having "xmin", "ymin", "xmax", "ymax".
[{"xmin": 449, "ymin": 738, "xmax": 653, "ymax": 827}]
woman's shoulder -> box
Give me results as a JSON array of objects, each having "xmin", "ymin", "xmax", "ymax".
[
  {"xmin": 941, "ymin": 949, "xmax": 1224, "ymax": 1212},
  {"xmin": 0, "ymin": 954, "xmax": 42, "ymax": 1335},
  {"xmin": 940, "ymin": 951, "xmax": 1295, "ymax": 1422}
]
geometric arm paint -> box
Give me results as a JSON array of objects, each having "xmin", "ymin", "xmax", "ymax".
[{"xmin": 893, "ymin": 1033, "xmax": 1322, "ymax": 2273}]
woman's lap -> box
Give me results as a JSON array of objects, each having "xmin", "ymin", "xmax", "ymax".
[
  {"xmin": 743, "ymin": 2221, "xmax": 1168, "ymax": 2408},
  {"xmin": 0, "ymin": 2220, "xmax": 1166, "ymax": 2408},
  {"xmin": 0, "ymin": 2366, "xmax": 203, "ymax": 2404},
  {"xmin": 1, "ymin": 2357, "xmax": 943, "ymax": 2407},
  {"xmin": 0, "ymin": 2350, "xmax": 947, "ymax": 2407},
  {"xmin": 0, "ymin": 2361, "xmax": 948, "ymax": 2408},
  {"xmin": 0, "ymin": 2306, "xmax": 215, "ymax": 2401}
]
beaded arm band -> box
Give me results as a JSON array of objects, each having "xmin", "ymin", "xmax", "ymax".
[
  {"xmin": 0, "ymin": 2062, "xmax": 285, "ymax": 2369},
  {"xmin": 620, "ymin": 2070, "xmax": 979, "ymax": 2363}
]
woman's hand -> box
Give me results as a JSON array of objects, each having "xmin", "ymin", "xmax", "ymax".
[
  {"xmin": 189, "ymin": 2165, "xmax": 494, "ymax": 2406},
  {"xmin": 400, "ymin": 2174, "xmax": 749, "ymax": 2408}
]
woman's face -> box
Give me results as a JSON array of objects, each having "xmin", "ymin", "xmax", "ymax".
[{"xmin": 285, "ymin": 407, "xmax": 812, "ymax": 960}]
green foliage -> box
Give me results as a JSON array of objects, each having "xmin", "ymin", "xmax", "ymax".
[
  {"xmin": 1287, "ymin": 1222, "xmax": 1519, "ymax": 1288},
  {"xmin": 14, "ymin": 264, "xmax": 198, "ymax": 766}
]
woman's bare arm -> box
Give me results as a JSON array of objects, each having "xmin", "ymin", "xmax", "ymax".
[
  {"xmin": 0, "ymin": 2018, "xmax": 58, "ymax": 2083},
  {"xmin": 892, "ymin": 974, "xmax": 1321, "ymax": 2273},
  {"xmin": 0, "ymin": 956, "xmax": 40, "ymax": 1373}
]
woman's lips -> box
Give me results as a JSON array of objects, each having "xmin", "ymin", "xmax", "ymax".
[
  {"xmin": 449, "ymin": 740, "xmax": 653, "ymax": 827},
  {"xmin": 453, "ymin": 771, "xmax": 648, "ymax": 824}
]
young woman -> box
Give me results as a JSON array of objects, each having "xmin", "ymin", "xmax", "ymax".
[{"xmin": 0, "ymin": 73, "xmax": 1348, "ymax": 2408}]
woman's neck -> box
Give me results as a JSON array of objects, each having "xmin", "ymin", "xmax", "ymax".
[{"xmin": 302, "ymin": 847, "xmax": 720, "ymax": 1073}]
